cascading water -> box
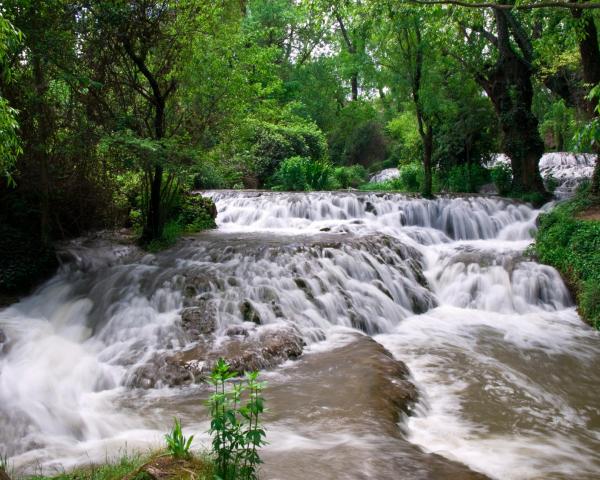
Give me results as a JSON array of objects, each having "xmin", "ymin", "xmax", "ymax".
[{"xmin": 1, "ymin": 191, "xmax": 599, "ymax": 479}]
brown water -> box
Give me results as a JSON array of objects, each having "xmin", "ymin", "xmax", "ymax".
[{"xmin": 1, "ymin": 191, "xmax": 599, "ymax": 479}]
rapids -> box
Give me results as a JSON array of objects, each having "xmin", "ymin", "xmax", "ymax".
[{"xmin": 1, "ymin": 191, "xmax": 599, "ymax": 479}]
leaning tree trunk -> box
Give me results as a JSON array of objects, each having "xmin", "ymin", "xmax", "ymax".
[{"xmin": 486, "ymin": 56, "xmax": 547, "ymax": 196}]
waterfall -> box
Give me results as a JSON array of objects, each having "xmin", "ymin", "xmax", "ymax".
[{"xmin": 1, "ymin": 191, "xmax": 598, "ymax": 480}]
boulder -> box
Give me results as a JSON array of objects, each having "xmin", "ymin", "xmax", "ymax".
[
  {"xmin": 239, "ymin": 300, "xmax": 261, "ymax": 324},
  {"xmin": 129, "ymin": 325, "xmax": 304, "ymax": 389},
  {"xmin": 180, "ymin": 302, "xmax": 217, "ymax": 337}
]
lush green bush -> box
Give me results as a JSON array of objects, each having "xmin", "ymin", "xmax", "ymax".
[
  {"xmin": 535, "ymin": 185, "xmax": 600, "ymax": 329},
  {"xmin": 244, "ymin": 120, "xmax": 328, "ymax": 186},
  {"xmin": 443, "ymin": 163, "xmax": 490, "ymax": 193},
  {"xmin": 145, "ymin": 195, "xmax": 216, "ymax": 252},
  {"xmin": 208, "ymin": 359, "xmax": 267, "ymax": 480},
  {"xmin": 490, "ymin": 163, "xmax": 513, "ymax": 195},
  {"xmin": 332, "ymin": 165, "xmax": 367, "ymax": 189},
  {"xmin": 398, "ymin": 162, "xmax": 424, "ymax": 192},
  {"xmin": 328, "ymin": 102, "xmax": 388, "ymax": 167},
  {"xmin": 272, "ymin": 156, "xmax": 335, "ymax": 191}
]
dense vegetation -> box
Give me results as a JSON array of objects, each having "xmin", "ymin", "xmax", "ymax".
[
  {"xmin": 535, "ymin": 184, "xmax": 600, "ymax": 329},
  {"xmin": 0, "ymin": 0, "xmax": 599, "ymax": 295}
]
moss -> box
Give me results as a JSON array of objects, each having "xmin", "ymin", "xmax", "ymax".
[{"xmin": 535, "ymin": 184, "xmax": 600, "ymax": 329}]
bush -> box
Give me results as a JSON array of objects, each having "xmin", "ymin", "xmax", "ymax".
[
  {"xmin": 490, "ymin": 163, "xmax": 513, "ymax": 195},
  {"xmin": 272, "ymin": 156, "xmax": 335, "ymax": 191},
  {"xmin": 443, "ymin": 163, "xmax": 490, "ymax": 193},
  {"xmin": 176, "ymin": 195, "xmax": 217, "ymax": 232},
  {"xmin": 208, "ymin": 359, "xmax": 267, "ymax": 480},
  {"xmin": 246, "ymin": 121, "xmax": 328, "ymax": 186},
  {"xmin": 333, "ymin": 165, "xmax": 367, "ymax": 189},
  {"xmin": 398, "ymin": 162, "xmax": 423, "ymax": 192},
  {"xmin": 535, "ymin": 185, "xmax": 600, "ymax": 329}
]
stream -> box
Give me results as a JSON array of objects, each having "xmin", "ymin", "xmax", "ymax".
[{"xmin": 1, "ymin": 191, "xmax": 599, "ymax": 479}]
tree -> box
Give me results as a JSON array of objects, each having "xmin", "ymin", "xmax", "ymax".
[{"xmin": 0, "ymin": 16, "xmax": 21, "ymax": 184}]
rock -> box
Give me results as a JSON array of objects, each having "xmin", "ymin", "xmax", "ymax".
[
  {"xmin": 239, "ymin": 299, "xmax": 261, "ymax": 324},
  {"xmin": 180, "ymin": 302, "xmax": 217, "ymax": 336},
  {"xmin": 129, "ymin": 325, "xmax": 304, "ymax": 388},
  {"xmin": 0, "ymin": 328, "xmax": 6, "ymax": 344},
  {"xmin": 225, "ymin": 325, "xmax": 250, "ymax": 337}
]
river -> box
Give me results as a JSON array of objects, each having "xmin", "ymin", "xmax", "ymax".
[{"xmin": 1, "ymin": 191, "xmax": 599, "ymax": 479}]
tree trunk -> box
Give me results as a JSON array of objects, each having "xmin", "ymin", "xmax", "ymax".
[
  {"xmin": 571, "ymin": 8, "xmax": 600, "ymax": 197},
  {"xmin": 422, "ymin": 126, "xmax": 433, "ymax": 198},
  {"xmin": 32, "ymin": 55, "xmax": 52, "ymax": 244},
  {"xmin": 142, "ymin": 98, "xmax": 166, "ymax": 242},
  {"xmin": 351, "ymin": 73, "xmax": 358, "ymax": 101},
  {"xmin": 484, "ymin": 57, "xmax": 546, "ymax": 195}
]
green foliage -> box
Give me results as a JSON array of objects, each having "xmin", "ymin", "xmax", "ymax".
[
  {"xmin": 398, "ymin": 162, "xmax": 424, "ymax": 192},
  {"xmin": 490, "ymin": 164, "xmax": 513, "ymax": 196},
  {"xmin": 165, "ymin": 418, "xmax": 194, "ymax": 459},
  {"xmin": 242, "ymin": 120, "xmax": 328, "ymax": 186},
  {"xmin": 328, "ymin": 102, "xmax": 388, "ymax": 167},
  {"xmin": 442, "ymin": 164, "xmax": 490, "ymax": 193},
  {"xmin": 145, "ymin": 195, "xmax": 216, "ymax": 252},
  {"xmin": 332, "ymin": 165, "xmax": 367, "ymax": 189},
  {"xmin": 539, "ymin": 99, "xmax": 577, "ymax": 151},
  {"xmin": 208, "ymin": 359, "xmax": 267, "ymax": 480},
  {"xmin": 535, "ymin": 185, "xmax": 600, "ymax": 329},
  {"xmin": 386, "ymin": 112, "xmax": 422, "ymax": 165},
  {"xmin": 272, "ymin": 156, "xmax": 335, "ymax": 191}
]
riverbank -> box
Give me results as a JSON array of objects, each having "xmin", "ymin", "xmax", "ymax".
[
  {"xmin": 2, "ymin": 451, "xmax": 213, "ymax": 480},
  {"xmin": 535, "ymin": 185, "xmax": 600, "ymax": 329}
]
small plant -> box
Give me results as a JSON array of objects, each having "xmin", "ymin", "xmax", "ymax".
[
  {"xmin": 165, "ymin": 418, "xmax": 194, "ymax": 459},
  {"xmin": 490, "ymin": 163, "xmax": 513, "ymax": 195},
  {"xmin": 208, "ymin": 359, "xmax": 267, "ymax": 480}
]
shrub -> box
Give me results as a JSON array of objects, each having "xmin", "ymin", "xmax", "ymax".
[
  {"xmin": 535, "ymin": 185, "xmax": 600, "ymax": 329},
  {"xmin": 443, "ymin": 163, "xmax": 490, "ymax": 193},
  {"xmin": 333, "ymin": 165, "xmax": 367, "ymax": 189},
  {"xmin": 490, "ymin": 163, "xmax": 512, "ymax": 195},
  {"xmin": 246, "ymin": 121, "xmax": 328, "ymax": 185},
  {"xmin": 165, "ymin": 418, "xmax": 194, "ymax": 459},
  {"xmin": 272, "ymin": 156, "xmax": 335, "ymax": 191},
  {"xmin": 177, "ymin": 195, "xmax": 217, "ymax": 232},
  {"xmin": 398, "ymin": 162, "xmax": 423, "ymax": 192},
  {"xmin": 208, "ymin": 359, "xmax": 267, "ymax": 480}
]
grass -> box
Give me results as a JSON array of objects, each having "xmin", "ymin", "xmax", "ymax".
[
  {"xmin": 535, "ymin": 183, "xmax": 600, "ymax": 329},
  {"xmin": 19, "ymin": 450, "xmax": 213, "ymax": 480}
]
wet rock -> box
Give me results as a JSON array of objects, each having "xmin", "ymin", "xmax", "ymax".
[
  {"xmin": 239, "ymin": 299, "xmax": 261, "ymax": 324},
  {"xmin": 130, "ymin": 325, "xmax": 304, "ymax": 388},
  {"xmin": 180, "ymin": 302, "xmax": 217, "ymax": 336},
  {"xmin": 260, "ymin": 334, "xmax": 489, "ymax": 480},
  {"xmin": 0, "ymin": 328, "xmax": 6, "ymax": 344},
  {"xmin": 225, "ymin": 325, "xmax": 250, "ymax": 337}
]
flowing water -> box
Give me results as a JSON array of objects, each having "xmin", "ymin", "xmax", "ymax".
[{"xmin": 1, "ymin": 191, "xmax": 599, "ymax": 479}]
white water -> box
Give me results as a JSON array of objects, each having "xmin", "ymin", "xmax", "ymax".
[{"xmin": 1, "ymin": 191, "xmax": 599, "ymax": 479}]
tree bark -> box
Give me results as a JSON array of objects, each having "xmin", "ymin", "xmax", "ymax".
[
  {"xmin": 478, "ymin": 9, "xmax": 547, "ymax": 196},
  {"xmin": 32, "ymin": 54, "xmax": 52, "ymax": 244}
]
